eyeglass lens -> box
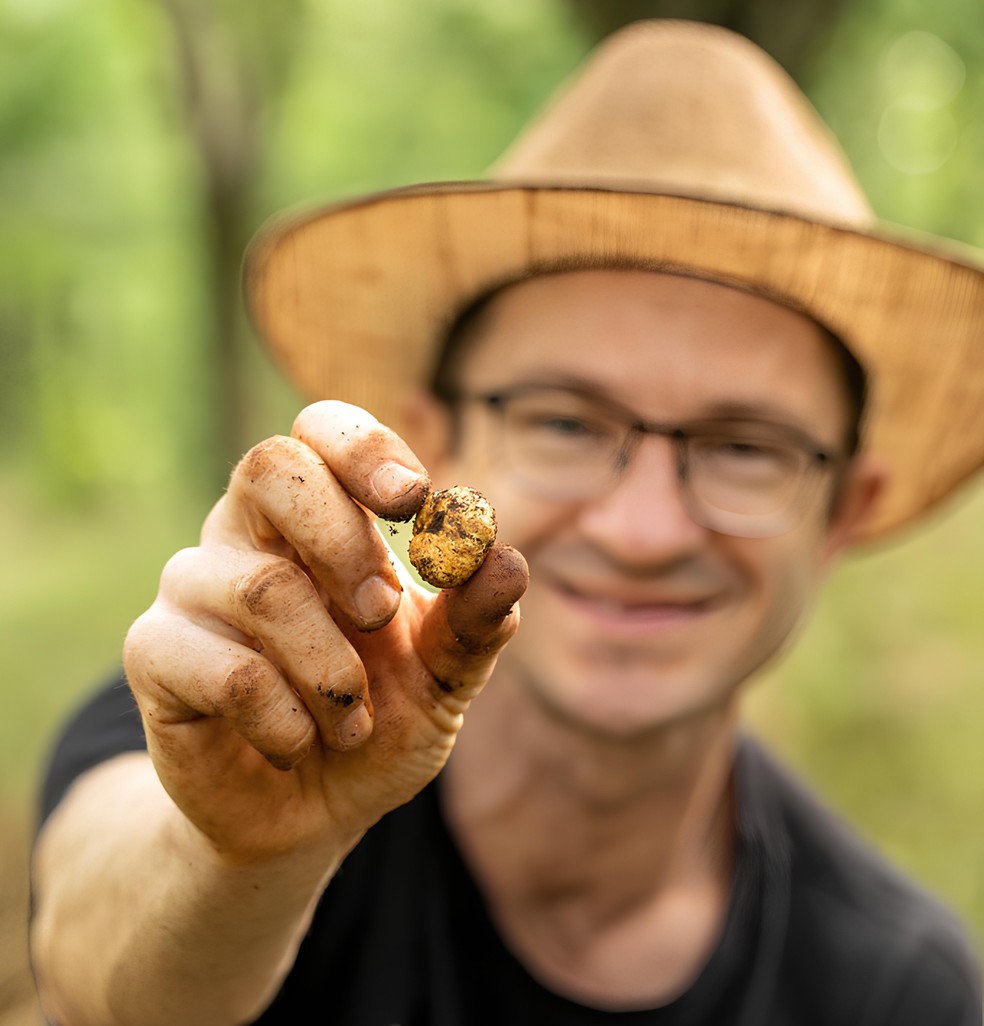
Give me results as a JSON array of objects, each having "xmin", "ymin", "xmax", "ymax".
[{"xmin": 490, "ymin": 387, "xmax": 828, "ymax": 537}]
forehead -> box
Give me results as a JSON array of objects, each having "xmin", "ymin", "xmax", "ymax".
[{"xmin": 455, "ymin": 269, "xmax": 850, "ymax": 434}]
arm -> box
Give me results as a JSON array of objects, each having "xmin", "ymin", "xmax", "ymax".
[
  {"xmin": 31, "ymin": 401, "xmax": 527, "ymax": 1026},
  {"xmin": 33, "ymin": 752, "xmax": 344, "ymax": 1026}
]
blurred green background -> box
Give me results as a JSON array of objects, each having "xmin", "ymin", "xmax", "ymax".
[{"xmin": 2, "ymin": 0, "xmax": 983, "ymax": 1021}]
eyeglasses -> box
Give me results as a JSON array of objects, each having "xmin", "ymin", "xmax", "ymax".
[{"xmin": 459, "ymin": 384, "xmax": 845, "ymax": 538}]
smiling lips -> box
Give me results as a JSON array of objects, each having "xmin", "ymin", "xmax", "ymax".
[{"xmin": 548, "ymin": 574, "xmax": 723, "ymax": 636}]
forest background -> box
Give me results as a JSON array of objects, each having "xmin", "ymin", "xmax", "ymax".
[{"xmin": 2, "ymin": 0, "xmax": 983, "ymax": 1022}]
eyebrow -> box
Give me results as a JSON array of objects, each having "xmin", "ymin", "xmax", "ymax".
[{"xmin": 697, "ymin": 398, "xmax": 830, "ymax": 437}]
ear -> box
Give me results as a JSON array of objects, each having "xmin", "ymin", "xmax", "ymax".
[
  {"xmin": 820, "ymin": 455, "xmax": 889, "ymax": 565},
  {"xmin": 396, "ymin": 390, "xmax": 455, "ymax": 484}
]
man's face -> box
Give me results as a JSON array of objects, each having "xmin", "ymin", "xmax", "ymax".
[{"xmin": 432, "ymin": 269, "xmax": 879, "ymax": 738}]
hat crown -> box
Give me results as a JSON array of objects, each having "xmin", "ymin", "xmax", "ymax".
[{"xmin": 493, "ymin": 20, "xmax": 873, "ymax": 227}]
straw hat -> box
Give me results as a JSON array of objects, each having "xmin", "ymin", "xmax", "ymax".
[{"xmin": 244, "ymin": 19, "xmax": 984, "ymax": 542}]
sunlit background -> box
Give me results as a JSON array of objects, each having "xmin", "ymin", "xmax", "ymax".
[{"xmin": 2, "ymin": 0, "xmax": 983, "ymax": 1021}]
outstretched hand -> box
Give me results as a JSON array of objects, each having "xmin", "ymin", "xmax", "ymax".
[{"xmin": 123, "ymin": 401, "xmax": 527, "ymax": 864}]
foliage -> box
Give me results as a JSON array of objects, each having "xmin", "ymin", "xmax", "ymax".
[
  {"xmin": 0, "ymin": 0, "xmax": 587, "ymax": 504},
  {"xmin": 805, "ymin": 0, "xmax": 984, "ymax": 244}
]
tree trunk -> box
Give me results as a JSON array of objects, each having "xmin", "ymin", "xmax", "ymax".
[{"xmin": 155, "ymin": 0, "xmax": 262, "ymax": 491}]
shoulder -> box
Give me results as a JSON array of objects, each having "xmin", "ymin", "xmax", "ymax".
[{"xmin": 737, "ymin": 736, "xmax": 981, "ymax": 1021}]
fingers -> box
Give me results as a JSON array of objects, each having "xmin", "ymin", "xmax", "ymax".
[
  {"xmin": 154, "ymin": 546, "xmax": 375, "ymax": 752},
  {"xmin": 125, "ymin": 542, "xmax": 527, "ymax": 774},
  {"xmin": 127, "ymin": 402, "xmax": 525, "ymax": 779},
  {"xmin": 291, "ymin": 401, "xmax": 431, "ymax": 522},
  {"xmin": 416, "ymin": 543, "xmax": 529, "ymax": 700},
  {"xmin": 124, "ymin": 609, "xmax": 319, "ymax": 771},
  {"xmin": 202, "ymin": 402, "xmax": 433, "ymax": 632},
  {"xmin": 206, "ymin": 435, "xmax": 404, "ymax": 631}
]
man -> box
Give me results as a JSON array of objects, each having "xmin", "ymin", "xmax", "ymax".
[{"xmin": 31, "ymin": 19, "xmax": 984, "ymax": 1026}]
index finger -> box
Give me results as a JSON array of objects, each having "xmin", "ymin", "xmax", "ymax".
[{"xmin": 291, "ymin": 401, "xmax": 431, "ymax": 522}]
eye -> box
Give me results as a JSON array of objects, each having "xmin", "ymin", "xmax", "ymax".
[
  {"xmin": 507, "ymin": 397, "xmax": 620, "ymax": 459},
  {"xmin": 536, "ymin": 414, "xmax": 595, "ymax": 436},
  {"xmin": 715, "ymin": 439, "xmax": 776, "ymax": 460},
  {"xmin": 519, "ymin": 411, "xmax": 609, "ymax": 451},
  {"xmin": 693, "ymin": 433, "xmax": 798, "ymax": 484},
  {"xmin": 511, "ymin": 399, "xmax": 612, "ymax": 442}
]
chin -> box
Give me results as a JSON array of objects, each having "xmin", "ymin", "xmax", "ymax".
[{"xmin": 519, "ymin": 646, "xmax": 734, "ymax": 740}]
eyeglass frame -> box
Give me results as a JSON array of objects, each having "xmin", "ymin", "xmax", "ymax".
[{"xmin": 450, "ymin": 382, "xmax": 851, "ymax": 538}]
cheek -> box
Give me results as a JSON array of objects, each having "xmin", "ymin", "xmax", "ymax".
[{"xmin": 742, "ymin": 534, "xmax": 827, "ymax": 655}]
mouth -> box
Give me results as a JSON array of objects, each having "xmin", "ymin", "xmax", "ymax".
[{"xmin": 546, "ymin": 575, "xmax": 721, "ymax": 635}]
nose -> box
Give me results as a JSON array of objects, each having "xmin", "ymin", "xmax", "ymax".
[{"xmin": 576, "ymin": 434, "xmax": 706, "ymax": 563}]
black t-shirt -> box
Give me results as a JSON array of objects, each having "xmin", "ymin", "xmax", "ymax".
[{"xmin": 38, "ymin": 675, "xmax": 983, "ymax": 1025}]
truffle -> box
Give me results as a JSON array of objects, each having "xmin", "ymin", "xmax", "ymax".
[{"xmin": 408, "ymin": 486, "xmax": 497, "ymax": 588}]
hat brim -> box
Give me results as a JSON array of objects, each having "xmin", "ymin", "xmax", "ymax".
[{"xmin": 244, "ymin": 182, "xmax": 984, "ymax": 543}]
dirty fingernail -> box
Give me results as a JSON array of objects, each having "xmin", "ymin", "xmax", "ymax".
[
  {"xmin": 354, "ymin": 574, "xmax": 401, "ymax": 628},
  {"xmin": 370, "ymin": 462, "xmax": 422, "ymax": 503}
]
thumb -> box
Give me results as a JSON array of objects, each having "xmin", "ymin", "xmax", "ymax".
[{"xmin": 416, "ymin": 543, "xmax": 528, "ymax": 698}]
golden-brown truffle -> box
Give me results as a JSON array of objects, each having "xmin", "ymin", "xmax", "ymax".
[{"xmin": 408, "ymin": 486, "xmax": 497, "ymax": 588}]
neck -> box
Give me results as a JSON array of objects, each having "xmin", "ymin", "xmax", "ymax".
[
  {"xmin": 444, "ymin": 672, "xmax": 739, "ymax": 890},
  {"xmin": 440, "ymin": 667, "xmax": 740, "ymax": 1006}
]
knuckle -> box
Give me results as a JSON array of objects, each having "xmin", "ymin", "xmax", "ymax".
[
  {"xmin": 122, "ymin": 609, "xmax": 155, "ymax": 672},
  {"xmin": 234, "ymin": 559, "xmax": 311, "ymax": 620},
  {"xmin": 292, "ymin": 400, "xmax": 379, "ymax": 439},
  {"xmin": 322, "ymin": 517, "xmax": 377, "ymax": 563},
  {"xmin": 122, "ymin": 608, "xmax": 184, "ymax": 704},
  {"xmin": 123, "ymin": 604, "xmax": 177, "ymax": 665},
  {"xmin": 236, "ymin": 435, "xmax": 304, "ymax": 487},
  {"xmin": 222, "ymin": 656, "xmax": 276, "ymax": 714},
  {"xmin": 158, "ymin": 546, "xmax": 201, "ymax": 596},
  {"xmin": 449, "ymin": 630, "xmax": 500, "ymax": 658},
  {"xmin": 291, "ymin": 400, "xmax": 333, "ymax": 436}
]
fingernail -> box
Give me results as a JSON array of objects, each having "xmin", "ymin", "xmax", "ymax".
[
  {"xmin": 335, "ymin": 704, "xmax": 373, "ymax": 749},
  {"xmin": 370, "ymin": 462, "xmax": 422, "ymax": 504},
  {"xmin": 354, "ymin": 574, "xmax": 401, "ymax": 628}
]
